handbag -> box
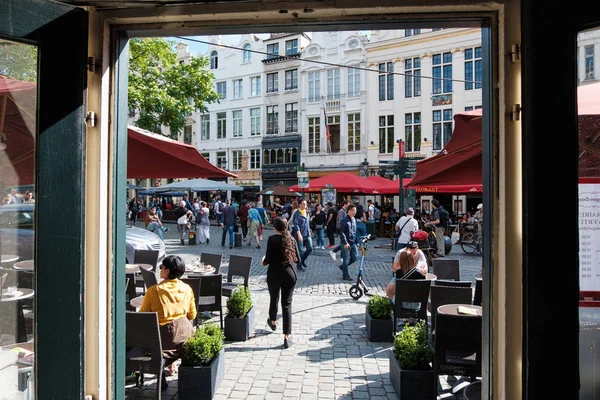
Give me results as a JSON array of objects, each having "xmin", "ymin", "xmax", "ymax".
[
  {"xmin": 451, "ymin": 225, "xmax": 460, "ymax": 244},
  {"xmin": 177, "ymin": 214, "xmax": 188, "ymax": 224}
]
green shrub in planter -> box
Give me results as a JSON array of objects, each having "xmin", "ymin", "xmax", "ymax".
[
  {"xmin": 179, "ymin": 322, "xmax": 226, "ymax": 400},
  {"xmin": 181, "ymin": 322, "xmax": 225, "ymax": 366},
  {"xmin": 393, "ymin": 320, "xmax": 432, "ymax": 370},
  {"xmin": 226, "ymin": 285, "xmax": 252, "ymax": 318},
  {"xmin": 367, "ymin": 295, "xmax": 394, "ymax": 319}
]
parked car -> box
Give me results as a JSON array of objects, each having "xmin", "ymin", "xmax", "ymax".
[{"xmin": 0, "ymin": 203, "xmax": 166, "ymax": 265}]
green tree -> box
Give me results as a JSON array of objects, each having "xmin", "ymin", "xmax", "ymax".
[
  {"xmin": 0, "ymin": 43, "xmax": 37, "ymax": 82},
  {"xmin": 128, "ymin": 38, "xmax": 219, "ymax": 137}
]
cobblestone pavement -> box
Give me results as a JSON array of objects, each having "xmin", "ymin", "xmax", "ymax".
[{"xmin": 126, "ymin": 222, "xmax": 483, "ymax": 399}]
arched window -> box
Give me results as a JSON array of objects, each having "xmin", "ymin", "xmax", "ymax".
[
  {"xmin": 284, "ymin": 148, "xmax": 291, "ymax": 163},
  {"xmin": 263, "ymin": 149, "xmax": 270, "ymax": 165},
  {"xmin": 277, "ymin": 149, "xmax": 284, "ymax": 164},
  {"xmin": 291, "ymin": 147, "xmax": 298, "ymax": 163},
  {"xmin": 243, "ymin": 44, "xmax": 251, "ymax": 63},
  {"xmin": 210, "ymin": 51, "xmax": 218, "ymax": 69}
]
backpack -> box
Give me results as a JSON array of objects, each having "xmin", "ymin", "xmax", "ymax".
[
  {"xmin": 373, "ymin": 207, "xmax": 381, "ymax": 221},
  {"xmin": 438, "ymin": 207, "xmax": 450, "ymax": 228}
]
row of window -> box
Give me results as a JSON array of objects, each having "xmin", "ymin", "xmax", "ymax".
[
  {"xmin": 197, "ymin": 105, "xmax": 479, "ymax": 151},
  {"xmin": 209, "ymin": 38, "xmax": 299, "ymax": 69},
  {"xmin": 199, "ymin": 148, "xmax": 301, "ymax": 171},
  {"xmin": 212, "ymin": 47, "xmax": 482, "ymax": 102}
]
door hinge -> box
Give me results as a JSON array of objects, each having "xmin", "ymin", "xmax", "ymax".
[
  {"xmin": 511, "ymin": 104, "xmax": 522, "ymax": 121},
  {"xmin": 87, "ymin": 56, "xmax": 100, "ymax": 73},
  {"xmin": 86, "ymin": 111, "xmax": 97, "ymax": 128},
  {"xmin": 509, "ymin": 44, "xmax": 521, "ymax": 62}
]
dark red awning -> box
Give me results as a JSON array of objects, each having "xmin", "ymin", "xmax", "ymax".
[{"xmin": 127, "ymin": 126, "xmax": 237, "ymax": 179}]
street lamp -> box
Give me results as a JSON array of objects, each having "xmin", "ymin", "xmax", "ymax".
[{"xmin": 360, "ymin": 158, "xmax": 369, "ymax": 178}]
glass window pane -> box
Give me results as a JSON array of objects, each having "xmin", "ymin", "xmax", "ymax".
[{"xmin": 0, "ymin": 39, "xmax": 38, "ymax": 398}]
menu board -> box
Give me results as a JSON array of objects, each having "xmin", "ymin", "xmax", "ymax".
[{"xmin": 579, "ymin": 183, "xmax": 600, "ymax": 291}]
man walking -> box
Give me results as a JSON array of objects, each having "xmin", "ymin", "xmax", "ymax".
[
  {"xmin": 338, "ymin": 204, "xmax": 359, "ymax": 281},
  {"xmin": 292, "ymin": 199, "xmax": 313, "ymax": 270},
  {"xmin": 220, "ymin": 199, "xmax": 237, "ymax": 249},
  {"xmin": 426, "ymin": 198, "xmax": 448, "ymax": 258},
  {"xmin": 329, "ymin": 201, "xmax": 349, "ymax": 260},
  {"xmin": 214, "ymin": 196, "xmax": 223, "ymax": 225}
]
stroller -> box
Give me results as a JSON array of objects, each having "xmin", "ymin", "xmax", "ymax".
[{"xmin": 349, "ymin": 234, "xmax": 372, "ymax": 300}]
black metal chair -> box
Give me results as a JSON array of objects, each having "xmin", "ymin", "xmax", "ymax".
[
  {"xmin": 393, "ymin": 278, "xmax": 432, "ymax": 335},
  {"xmin": 197, "ymin": 274, "xmax": 224, "ymax": 329},
  {"xmin": 139, "ymin": 265, "xmax": 158, "ymax": 293},
  {"xmin": 222, "ymin": 255, "xmax": 252, "ymax": 297},
  {"xmin": 434, "ymin": 311, "xmax": 482, "ymax": 383},
  {"xmin": 429, "ymin": 285, "xmax": 473, "ymax": 335},
  {"xmin": 201, "ymin": 252, "xmax": 223, "ymax": 275},
  {"xmin": 125, "ymin": 311, "xmax": 166, "ymax": 398},
  {"xmin": 473, "ymin": 277, "xmax": 483, "ymax": 306},
  {"xmin": 432, "ymin": 259, "xmax": 461, "ymax": 281},
  {"xmin": 133, "ymin": 249, "xmax": 161, "ymax": 273}
]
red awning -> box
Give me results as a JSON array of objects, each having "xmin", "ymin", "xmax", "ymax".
[
  {"xmin": 127, "ymin": 126, "xmax": 237, "ymax": 179},
  {"xmin": 407, "ymin": 110, "xmax": 482, "ymax": 189},
  {"xmin": 288, "ymin": 171, "xmax": 380, "ymax": 194},
  {"xmin": 366, "ymin": 176, "xmax": 482, "ymax": 194},
  {"xmin": 0, "ymin": 75, "xmax": 37, "ymax": 186}
]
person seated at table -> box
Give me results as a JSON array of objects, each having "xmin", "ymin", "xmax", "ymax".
[
  {"xmin": 144, "ymin": 206, "xmax": 168, "ymax": 241},
  {"xmin": 385, "ymin": 241, "xmax": 428, "ymax": 300},
  {"xmin": 140, "ymin": 255, "xmax": 197, "ymax": 379}
]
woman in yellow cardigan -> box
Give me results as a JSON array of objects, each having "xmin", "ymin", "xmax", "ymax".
[{"xmin": 140, "ymin": 255, "xmax": 196, "ymax": 378}]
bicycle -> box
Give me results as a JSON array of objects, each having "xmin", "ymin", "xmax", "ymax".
[
  {"xmin": 349, "ymin": 234, "xmax": 372, "ymax": 300},
  {"xmin": 460, "ymin": 222, "xmax": 483, "ymax": 254}
]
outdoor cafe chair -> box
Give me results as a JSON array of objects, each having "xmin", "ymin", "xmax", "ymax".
[
  {"xmin": 201, "ymin": 252, "xmax": 223, "ymax": 275},
  {"xmin": 434, "ymin": 311, "xmax": 482, "ymax": 383},
  {"xmin": 222, "ymin": 255, "xmax": 252, "ymax": 298},
  {"xmin": 429, "ymin": 285, "xmax": 473, "ymax": 336},
  {"xmin": 196, "ymin": 274, "xmax": 223, "ymax": 329},
  {"xmin": 125, "ymin": 311, "xmax": 169, "ymax": 398},
  {"xmin": 432, "ymin": 259, "xmax": 461, "ymax": 281},
  {"xmin": 434, "ymin": 279, "xmax": 473, "ymax": 288},
  {"xmin": 393, "ymin": 278, "xmax": 432, "ymax": 336},
  {"xmin": 139, "ymin": 265, "xmax": 158, "ymax": 293}
]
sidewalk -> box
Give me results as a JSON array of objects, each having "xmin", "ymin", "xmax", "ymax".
[{"xmin": 126, "ymin": 224, "xmax": 483, "ymax": 399}]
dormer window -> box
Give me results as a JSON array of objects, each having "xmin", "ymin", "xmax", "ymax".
[
  {"xmin": 243, "ymin": 44, "xmax": 251, "ymax": 63},
  {"xmin": 210, "ymin": 50, "xmax": 218, "ymax": 69}
]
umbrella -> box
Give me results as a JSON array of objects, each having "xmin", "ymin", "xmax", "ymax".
[
  {"xmin": 257, "ymin": 183, "xmax": 302, "ymax": 197},
  {"xmin": 138, "ymin": 188, "xmax": 186, "ymax": 196},
  {"xmin": 127, "ymin": 182, "xmax": 144, "ymax": 190},
  {"xmin": 153, "ymin": 177, "xmax": 243, "ymax": 193}
]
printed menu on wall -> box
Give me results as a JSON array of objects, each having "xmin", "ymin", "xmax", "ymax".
[{"xmin": 579, "ymin": 183, "xmax": 600, "ymax": 291}]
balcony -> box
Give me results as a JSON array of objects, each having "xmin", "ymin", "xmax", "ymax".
[
  {"xmin": 262, "ymin": 53, "xmax": 301, "ymax": 64},
  {"xmin": 326, "ymin": 100, "xmax": 341, "ymax": 113}
]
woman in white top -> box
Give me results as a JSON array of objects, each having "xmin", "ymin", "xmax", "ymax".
[
  {"xmin": 197, "ymin": 201, "xmax": 211, "ymax": 244},
  {"xmin": 395, "ymin": 207, "xmax": 420, "ymax": 248}
]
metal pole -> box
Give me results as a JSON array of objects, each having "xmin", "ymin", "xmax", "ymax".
[{"xmin": 399, "ymin": 176, "xmax": 404, "ymax": 213}]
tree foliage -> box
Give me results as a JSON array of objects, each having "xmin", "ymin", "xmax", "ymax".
[
  {"xmin": 128, "ymin": 38, "xmax": 219, "ymax": 137},
  {"xmin": 0, "ymin": 43, "xmax": 37, "ymax": 82}
]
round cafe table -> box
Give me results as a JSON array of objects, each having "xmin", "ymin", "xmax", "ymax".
[
  {"xmin": 13, "ymin": 260, "xmax": 34, "ymax": 272},
  {"xmin": 130, "ymin": 295, "xmax": 144, "ymax": 309},
  {"xmin": 438, "ymin": 303, "xmax": 482, "ymax": 317},
  {"xmin": 184, "ymin": 264, "xmax": 215, "ymax": 277},
  {"xmin": 1, "ymin": 288, "xmax": 35, "ymax": 302},
  {"xmin": 425, "ymin": 273, "xmax": 437, "ymax": 281},
  {"xmin": 125, "ymin": 264, "xmax": 153, "ymax": 274},
  {"xmin": 1, "ymin": 254, "xmax": 19, "ymax": 264}
]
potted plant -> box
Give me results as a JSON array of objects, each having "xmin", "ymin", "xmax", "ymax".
[
  {"xmin": 365, "ymin": 294, "xmax": 394, "ymax": 342},
  {"xmin": 224, "ymin": 285, "xmax": 255, "ymax": 341},
  {"xmin": 178, "ymin": 322, "xmax": 225, "ymax": 400},
  {"xmin": 388, "ymin": 320, "xmax": 435, "ymax": 400}
]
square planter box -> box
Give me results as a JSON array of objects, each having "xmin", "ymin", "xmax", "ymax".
[
  {"xmin": 365, "ymin": 309, "xmax": 394, "ymax": 342},
  {"xmin": 224, "ymin": 305, "xmax": 255, "ymax": 341},
  {"xmin": 178, "ymin": 348, "xmax": 225, "ymax": 400},
  {"xmin": 388, "ymin": 349, "xmax": 435, "ymax": 400}
]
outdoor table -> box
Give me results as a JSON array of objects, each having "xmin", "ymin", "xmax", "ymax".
[
  {"xmin": 1, "ymin": 341, "xmax": 34, "ymax": 391},
  {"xmin": 425, "ymin": 273, "xmax": 437, "ymax": 281},
  {"xmin": 438, "ymin": 303, "xmax": 482, "ymax": 317},
  {"xmin": 183, "ymin": 264, "xmax": 215, "ymax": 277},
  {"xmin": 13, "ymin": 260, "xmax": 34, "ymax": 272},
  {"xmin": 130, "ymin": 295, "xmax": 144, "ymax": 309},
  {"xmin": 1, "ymin": 288, "xmax": 35, "ymax": 302},
  {"xmin": 1, "ymin": 255, "xmax": 19, "ymax": 264}
]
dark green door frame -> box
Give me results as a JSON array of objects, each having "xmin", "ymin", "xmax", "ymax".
[{"xmin": 0, "ymin": 1, "xmax": 88, "ymax": 399}]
